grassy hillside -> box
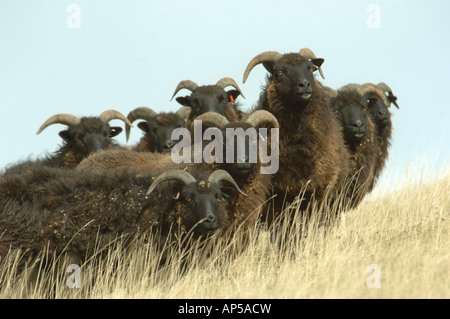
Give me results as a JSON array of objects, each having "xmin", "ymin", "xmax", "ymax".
[{"xmin": 1, "ymin": 168, "xmax": 448, "ymax": 299}]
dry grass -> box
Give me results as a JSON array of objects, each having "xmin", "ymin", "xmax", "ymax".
[{"xmin": 1, "ymin": 167, "xmax": 449, "ymax": 299}]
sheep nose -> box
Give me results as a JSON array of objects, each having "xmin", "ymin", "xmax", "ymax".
[
  {"xmin": 352, "ymin": 120, "xmax": 364, "ymax": 129},
  {"xmin": 298, "ymin": 80, "xmax": 310, "ymax": 88},
  {"xmin": 378, "ymin": 109, "xmax": 387, "ymax": 117},
  {"xmin": 203, "ymin": 212, "xmax": 217, "ymax": 227},
  {"xmin": 163, "ymin": 140, "xmax": 175, "ymax": 151},
  {"xmin": 206, "ymin": 214, "xmax": 216, "ymax": 223}
]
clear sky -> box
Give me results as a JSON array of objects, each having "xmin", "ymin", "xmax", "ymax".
[{"xmin": 1, "ymin": 0, "xmax": 449, "ymax": 190}]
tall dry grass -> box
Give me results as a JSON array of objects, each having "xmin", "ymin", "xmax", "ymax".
[{"xmin": 1, "ymin": 167, "xmax": 448, "ymax": 299}]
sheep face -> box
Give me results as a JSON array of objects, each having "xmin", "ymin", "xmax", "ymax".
[
  {"xmin": 364, "ymin": 95, "xmax": 391, "ymax": 129},
  {"xmin": 272, "ymin": 54, "xmax": 323, "ymax": 103},
  {"xmin": 59, "ymin": 117, "xmax": 122, "ymax": 158},
  {"xmin": 137, "ymin": 113, "xmax": 185, "ymax": 153},
  {"xmin": 268, "ymin": 54, "xmax": 324, "ymax": 105},
  {"xmin": 332, "ymin": 91, "xmax": 371, "ymax": 143},
  {"xmin": 177, "ymin": 179, "xmax": 228, "ymax": 236},
  {"xmin": 337, "ymin": 103, "xmax": 369, "ymax": 144},
  {"xmin": 148, "ymin": 169, "xmax": 246, "ymax": 237},
  {"xmin": 221, "ymin": 122, "xmax": 257, "ymax": 178},
  {"xmin": 176, "ymin": 85, "xmax": 241, "ymax": 120}
]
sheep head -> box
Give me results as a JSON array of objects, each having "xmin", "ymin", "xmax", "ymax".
[
  {"xmin": 191, "ymin": 110, "xmax": 279, "ymax": 178},
  {"xmin": 243, "ymin": 49, "xmax": 325, "ymax": 105},
  {"xmin": 332, "ymin": 89, "xmax": 372, "ymax": 145},
  {"xmin": 125, "ymin": 107, "xmax": 185, "ymax": 153},
  {"xmin": 358, "ymin": 83, "xmax": 393, "ymax": 129},
  {"xmin": 147, "ymin": 169, "xmax": 247, "ymax": 236},
  {"xmin": 36, "ymin": 110, "xmax": 132, "ymax": 158},
  {"xmin": 170, "ymin": 77, "xmax": 245, "ymax": 120}
]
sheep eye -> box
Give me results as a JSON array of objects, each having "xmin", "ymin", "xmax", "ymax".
[{"xmin": 276, "ymin": 70, "xmax": 283, "ymax": 77}]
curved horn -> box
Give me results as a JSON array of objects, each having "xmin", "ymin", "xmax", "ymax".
[
  {"xmin": 215, "ymin": 77, "xmax": 246, "ymax": 99},
  {"xmin": 170, "ymin": 80, "xmax": 199, "ymax": 101},
  {"xmin": 36, "ymin": 113, "xmax": 81, "ymax": 135},
  {"xmin": 208, "ymin": 170, "xmax": 248, "ymax": 197},
  {"xmin": 245, "ymin": 110, "xmax": 279, "ymax": 129},
  {"xmin": 99, "ymin": 110, "xmax": 133, "ymax": 129},
  {"xmin": 299, "ymin": 48, "xmax": 325, "ymax": 80},
  {"xmin": 125, "ymin": 107, "xmax": 158, "ymax": 141},
  {"xmin": 377, "ymin": 82, "xmax": 399, "ymax": 109},
  {"xmin": 176, "ymin": 106, "xmax": 191, "ymax": 120},
  {"xmin": 189, "ymin": 112, "xmax": 230, "ymax": 131},
  {"xmin": 242, "ymin": 51, "xmax": 283, "ymax": 83},
  {"xmin": 358, "ymin": 83, "xmax": 388, "ymax": 106},
  {"xmin": 146, "ymin": 170, "xmax": 196, "ymax": 196}
]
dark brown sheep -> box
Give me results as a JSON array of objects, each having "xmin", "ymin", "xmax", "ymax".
[
  {"xmin": 0, "ymin": 165, "xmax": 246, "ymax": 272},
  {"xmin": 124, "ymin": 106, "xmax": 188, "ymax": 153},
  {"xmin": 347, "ymin": 82, "xmax": 398, "ymax": 184},
  {"xmin": 170, "ymin": 77, "xmax": 245, "ymax": 128},
  {"xmin": 242, "ymin": 49, "xmax": 351, "ymax": 225},
  {"xmin": 1, "ymin": 110, "xmax": 132, "ymax": 177},
  {"xmin": 190, "ymin": 110, "xmax": 280, "ymax": 234},
  {"xmin": 36, "ymin": 110, "xmax": 133, "ymax": 168},
  {"xmin": 331, "ymin": 84, "xmax": 380, "ymax": 208},
  {"xmin": 364, "ymin": 82, "xmax": 398, "ymax": 182}
]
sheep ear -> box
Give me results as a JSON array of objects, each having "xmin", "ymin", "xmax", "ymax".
[
  {"xmin": 262, "ymin": 62, "xmax": 275, "ymax": 74},
  {"xmin": 58, "ymin": 130, "xmax": 71, "ymax": 141},
  {"xmin": 311, "ymin": 58, "xmax": 324, "ymax": 68},
  {"xmin": 227, "ymin": 89, "xmax": 240, "ymax": 102},
  {"xmin": 110, "ymin": 127, "xmax": 122, "ymax": 137},
  {"xmin": 387, "ymin": 95, "xmax": 399, "ymax": 109},
  {"xmin": 137, "ymin": 122, "xmax": 150, "ymax": 134},
  {"xmin": 220, "ymin": 186, "xmax": 238, "ymax": 197},
  {"xmin": 176, "ymin": 96, "xmax": 192, "ymax": 107}
]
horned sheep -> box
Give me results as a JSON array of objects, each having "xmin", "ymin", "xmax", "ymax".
[
  {"xmin": 242, "ymin": 48, "xmax": 351, "ymax": 225},
  {"xmin": 0, "ymin": 165, "xmax": 246, "ymax": 272},
  {"xmin": 124, "ymin": 106, "xmax": 189, "ymax": 153},
  {"xmin": 331, "ymin": 84, "xmax": 380, "ymax": 208},
  {"xmin": 1, "ymin": 110, "xmax": 132, "ymax": 177},
  {"xmin": 170, "ymin": 77, "xmax": 245, "ymax": 128}
]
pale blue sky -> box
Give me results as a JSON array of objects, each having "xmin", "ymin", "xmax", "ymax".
[{"xmin": 1, "ymin": 0, "xmax": 449, "ymax": 188}]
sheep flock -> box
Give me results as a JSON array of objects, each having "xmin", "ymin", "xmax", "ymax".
[{"xmin": 0, "ymin": 48, "xmax": 399, "ymax": 283}]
